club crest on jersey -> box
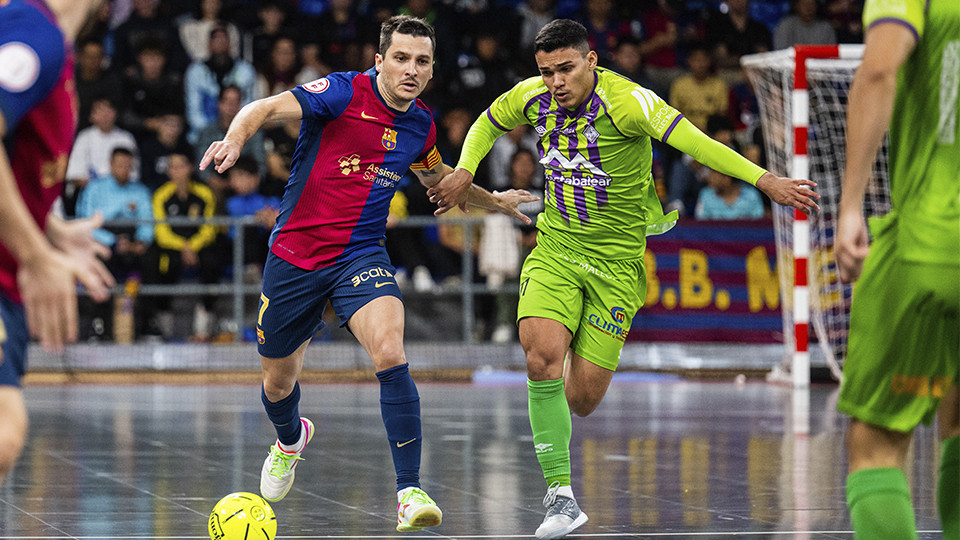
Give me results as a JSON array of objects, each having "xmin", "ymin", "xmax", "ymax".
[
  {"xmin": 303, "ymin": 78, "xmax": 329, "ymax": 93},
  {"xmin": 382, "ymin": 128, "xmax": 397, "ymax": 151},
  {"xmin": 584, "ymin": 124, "xmax": 599, "ymax": 143}
]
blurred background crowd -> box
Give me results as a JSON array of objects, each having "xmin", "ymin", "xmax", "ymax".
[{"xmin": 64, "ymin": 0, "xmax": 865, "ymax": 342}]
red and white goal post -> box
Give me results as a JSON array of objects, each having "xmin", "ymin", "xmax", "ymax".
[{"xmin": 741, "ymin": 45, "xmax": 891, "ymax": 388}]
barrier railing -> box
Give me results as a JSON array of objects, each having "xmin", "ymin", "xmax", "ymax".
[{"xmin": 91, "ymin": 215, "xmax": 489, "ymax": 343}]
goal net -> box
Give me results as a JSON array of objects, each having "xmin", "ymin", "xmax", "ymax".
[{"xmin": 741, "ymin": 45, "xmax": 891, "ymax": 386}]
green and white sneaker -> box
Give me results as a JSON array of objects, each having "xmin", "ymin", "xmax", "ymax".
[
  {"xmin": 259, "ymin": 418, "xmax": 314, "ymax": 502},
  {"xmin": 396, "ymin": 487, "xmax": 442, "ymax": 532},
  {"xmin": 535, "ymin": 482, "xmax": 588, "ymax": 539}
]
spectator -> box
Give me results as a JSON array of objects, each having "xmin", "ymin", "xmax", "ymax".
[
  {"xmin": 296, "ymin": 42, "xmax": 329, "ymax": 83},
  {"xmin": 610, "ymin": 36, "xmax": 662, "ymax": 96},
  {"xmin": 513, "ymin": 0, "xmax": 556, "ymax": 76},
  {"xmin": 65, "ymin": 98, "xmax": 139, "ymax": 215},
  {"xmin": 144, "ymin": 152, "xmax": 223, "ymax": 340},
  {"xmin": 194, "ymin": 86, "xmax": 266, "ymax": 192},
  {"xmin": 437, "ymin": 108, "xmax": 488, "ymax": 188},
  {"xmin": 487, "ymin": 124, "xmax": 542, "ymax": 191},
  {"xmin": 184, "ymin": 25, "xmax": 256, "ymax": 143},
  {"xmin": 636, "ymin": 0, "xmax": 682, "ymax": 95},
  {"xmin": 484, "ymin": 147, "xmax": 544, "ymax": 343},
  {"xmin": 667, "ymin": 114, "xmax": 739, "ymax": 216},
  {"xmin": 249, "ymin": 1, "xmax": 292, "ymax": 70},
  {"xmin": 75, "ymin": 148, "xmax": 154, "ymax": 340},
  {"xmin": 113, "ymin": 0, "xmax": 189, "ymax": 75},
  {"xmin": 305, "ymin": 0, "xmax": 378, "ymax": 74},
  {"xmin": 74, "ymin": 37, "xmax": 123, "ymax": 133},
  {"xmin": 262, "ymin": 118, "xmax": 299, "ymax": 198},
  {"xmin": 669, "ymin": 43, "xmax": 729, "ymax": 132},
  {"xmin": 694, "ymin": 168, "xmax": 765, "ymax": 220},
  {"xmin": 825, "ymin": 0, "xmax": 863, "ymax": 44},
  {"xmin": 253, "ymin": 36, "xmax": 301, "ymax": 100},
  {"xmin": 447, "ymin": 31, "xmax": 517, "ymax": 117},
  {"xmin": 120, "ymin": 40, "xmax": 185, "ymax": 139},
  {"xmin": 178, "ymin": 0, "xmax": 242, "ymax": 63},
  {"xmin": 139, "ymin": 114, "xmax": 194, "ymax": 192},
  {"xmin": 774, "ymin": 0, "xmax": 837, "ymax": 50},
  {"xmin": 705, "ymin": 0, "xmax": 772, "ymax": 72},
  {"xmin": 578, "ymin": 0, "xmax": 639, "ymax": 65},
  {"xmin": 225, "ymin": 156, "xmax": 279, "ymax": 274}
]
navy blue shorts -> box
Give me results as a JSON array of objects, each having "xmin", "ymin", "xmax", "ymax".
[
  {"xmin": 257, "ymin": 249, "xmax": 403, "ymax": 358},
  {"xmin": 0, "ymin": 295, "xmax": 28, "ymax": 387}
]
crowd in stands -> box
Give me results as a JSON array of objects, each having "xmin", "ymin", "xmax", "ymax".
[{"xmin": 65, "ymin": 0, "xmax": 864, "ymax": 341}]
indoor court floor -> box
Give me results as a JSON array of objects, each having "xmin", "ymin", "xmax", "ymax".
[{"xmin": 0, "ymin": 374, "xmax": 945, "ymax": 539}]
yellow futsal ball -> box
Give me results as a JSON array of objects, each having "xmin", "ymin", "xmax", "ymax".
[{"xmin": 208, "ymin": 492, "xmax": 277, "ymax": 540}]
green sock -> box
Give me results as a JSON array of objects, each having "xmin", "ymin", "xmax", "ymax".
[
  {"xmin": 846, "ymin": 467, "xmax": 918, "ymax": 540},
  {"xmin": 939, "ymin": 436, "xmax": 960, "ymax": 539},
  {"xmin": 528, "ymin": 378, "xmax": 571, "ymax": 487}
]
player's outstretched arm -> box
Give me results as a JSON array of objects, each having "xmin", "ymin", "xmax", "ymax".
[
  {"xmin": 427, "ymin": 111, "xmax": 508, "ymax": 214},
  {"xmin": 414, "ymin": 164, "xmax": 539, "ymax": 224},
  {"xmin": 0, "ymin": 114, "xmax": 88, "ymax": 352},
  {"xmin": 199, "ymin": 91, "xmax": 302, "ymax": 174},
  {"xmin": 666, "ymin": 117, "xmax": 820, "ymax": 213},
  {"xmin": 836, "ymin": 22, "xmax": 915, "ymax": 284}
]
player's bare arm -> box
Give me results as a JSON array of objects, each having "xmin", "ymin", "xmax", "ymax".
[
  {"xmin": 413, "ymin": 164, "xmax": 539, "ymax": 225},
  {"xmin": 0, "ymin": 113, "xmax": 107, "ymax": 351},
  {"xmin": 754, "ymin": 172, "xmax": 821, "ymax": 214},
  {"xmin": 199, "ymin": 91, "xmax": 302, "ymax": 174},
  {"xmin": 835, "ymin": 22, "xmax": 916, "ymax": 284},
  {"xmin": 425, "ymin": 167, "xmax": 474, "ymax": 215}
]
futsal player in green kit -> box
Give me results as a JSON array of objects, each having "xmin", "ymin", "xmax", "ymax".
[
  {"xmin": 835, "ymin": 1, "xmax": 959, "ymax": 538},
  {"xmin": 431, "ymin": 19, "xmax": 821, "ymax": 539}
]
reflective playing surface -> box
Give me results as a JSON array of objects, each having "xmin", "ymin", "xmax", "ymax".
[{"xmin": 0, "ymin": 375, "xmax": 944, "ymax": 539}]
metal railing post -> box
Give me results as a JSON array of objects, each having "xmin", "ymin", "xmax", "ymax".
[{"xmin": 461, "ymin": 220, "xmax": 474, "ymax": 343}]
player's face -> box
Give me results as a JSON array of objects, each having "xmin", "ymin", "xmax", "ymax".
[
  {"xmin": 535, "ymin": 47, "xmax": 598, "ymax": 110},
  {"xmin": 375, "ymin": 33, "xmax": 434, "ymax": 110}
]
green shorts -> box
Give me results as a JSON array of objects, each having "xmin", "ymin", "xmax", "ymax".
[
  {"xmin": 517, "ymin": 232, "xmax": 645, "ymax": 371},
  {"xmin": 838, "ymin": 218, "xmax": 960, "ymax": 433}
]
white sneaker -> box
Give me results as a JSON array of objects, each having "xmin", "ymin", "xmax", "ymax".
[
  {"xmin": 260, "ymin": 418, "xmax": 314, "ymax": 502},
  {"xmin": 535, "ymin": 482, "xmax": 588, "ymax": 539},
  {"xmin": 396, "ymin": 487, "xmax": 442, "ymax": 532}
]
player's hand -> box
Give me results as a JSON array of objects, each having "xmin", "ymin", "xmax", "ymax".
[
  {"xmin": 45, "ymin": 213, "xmax": 115, "ymax": 303},
  {"xmin": 835, "ymin": 201, "xmax": 870, "ymax": 283},
  {"xmin": 428, "ymin": 168, "xmax": 473, "ymax": 215},
  {"xmin": 756, "ymin": 172, "xmax": 821, "ymax": 214},
  {"xmin": 199, "ymin": 139, "xmax": 244, "ymax": 174},
  {"xmin": 492, "ymin": 189, "xmax": 540, "ymax": 225},
  {"xmin": 16, "ymin": 249, "xmax": 83, "ymax": 353}
]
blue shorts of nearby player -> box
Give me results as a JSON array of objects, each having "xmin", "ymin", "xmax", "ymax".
[
  {"xmin": 257, "ymin": 249, "xmax": 403, "ymax": 358},
  {"xmin": 0, "ymin": 295, "xmax": 28, "ymax": 387}
]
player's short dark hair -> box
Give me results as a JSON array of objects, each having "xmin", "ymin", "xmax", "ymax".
[
  {"xmin": 379, "ymin": 15, "xmax": 436, "ymax": 57},
  {"xmin": 534, "ymin": 19, "xmax": 589, "ymax": 55},
  {"xmin": 111, "ymin": 147, "xmax": 134, "ymax": 160},
  {"xmin": 231, "ymin": 156, "xmax": 260, "ymax": 177},
  {"xmin": 137, "ymin": 38, "xmax": 167, "ymax": 56}
]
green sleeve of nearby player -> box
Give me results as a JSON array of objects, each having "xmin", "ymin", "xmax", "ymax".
[{"xmin": 863, "ymin": 0, "xmax": 926, "ymax": 37}]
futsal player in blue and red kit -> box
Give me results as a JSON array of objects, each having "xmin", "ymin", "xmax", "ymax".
[
  {"xmin": 0, "ymin": 0, "xmax": 114, "ymax": 486},
  {"xmin": 200, "ymin": 15, "xmax": 536, "ymax": 532}
]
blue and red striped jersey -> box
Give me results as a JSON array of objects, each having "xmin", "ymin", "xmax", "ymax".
[
  {"xmin": 270, "ymin": 68, "xmax": 441, "ymax": 270},
  {"xmin": 0, "ymin": 0, "xmax": 77, "ymax": 302}
]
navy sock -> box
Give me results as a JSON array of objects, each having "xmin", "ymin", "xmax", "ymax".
[
  {"xmin": 261, "ymin": 382, "xmax": 302, "ymax": 446},
  {"xmin": 377, "ymin": 363, "xmax": 421, "ymax": 490}
]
